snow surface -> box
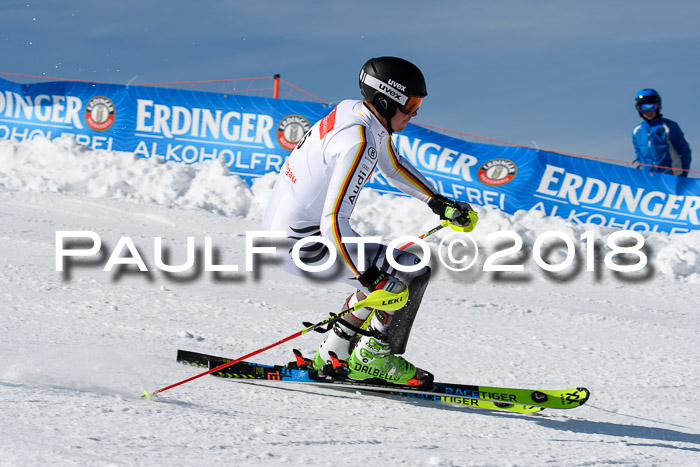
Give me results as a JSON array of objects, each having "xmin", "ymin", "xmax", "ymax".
[{"xmin": 1, "ymin": 136, "xmax": 699, "ymax": 466}]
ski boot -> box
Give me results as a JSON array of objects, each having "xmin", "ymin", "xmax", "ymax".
[
  {"xmin": 312, "ymin": 290, "xmax": 370, "ymax": 369},
  {"xmin": 347, "ymin": 332, "xmax": 433, "ymax": 388}
]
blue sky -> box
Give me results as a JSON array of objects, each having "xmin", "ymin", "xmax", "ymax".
[{"xmin": 3, "ymin": 0, "xmax": 700, "ymax": 172}]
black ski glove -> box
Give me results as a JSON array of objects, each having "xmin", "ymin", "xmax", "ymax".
[{"xmin": 428, "ymin": 194, "xmax": 479, "ymax": 230}]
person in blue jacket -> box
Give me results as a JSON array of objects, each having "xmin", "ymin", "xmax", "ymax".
[{"xmin": 632, "ymin": 88, "xmax": 692, "ymax": 177}]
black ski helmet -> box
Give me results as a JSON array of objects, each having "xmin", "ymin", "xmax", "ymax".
[{"xmin": 359, "ymin": 56, "xmax": 427, "ymax": 120}]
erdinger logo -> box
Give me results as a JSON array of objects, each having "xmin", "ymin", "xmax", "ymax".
[
  {"xmin": 85, "ymin": 96, "xmax": 115, "ymax": 131},
  {"xmin": 277, "ymin": 115, "xmax": 311, "ymax": 151},
  {"xmin": 478, "ymin": 159, "xmax": 517, "ymax": 186}
]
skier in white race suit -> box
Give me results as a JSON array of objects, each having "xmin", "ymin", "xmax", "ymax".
[{"xmin": 262, "ymin": 56, "xmax": 478, "ymax": 387}]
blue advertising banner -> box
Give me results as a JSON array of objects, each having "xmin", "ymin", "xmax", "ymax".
[
  {"xmin": 2, "ymin": 77, "xmax": 699, "ymax": 233},
  {"xmin": 384, "ymin": 125, "xmax": 700, "ymax": 234},
  {"xmin": 0, "ymin": 77, "xmax": 332, "ymax": 181}
]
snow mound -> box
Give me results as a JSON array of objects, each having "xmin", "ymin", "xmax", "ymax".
[{"xmin": 0, "ymin": 136, "xmax": 254, "ymax": 217}]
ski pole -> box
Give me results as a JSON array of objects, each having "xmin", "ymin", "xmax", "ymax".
[
  {"xmin": 144, "ymin": 287, "xmax": 409, "ymax": 399},
  {"xmin": 396, "ymin": 220, "xmax": 448, "ymax": 251},
  {"xmin": 144, "ymin": 222, "xmax": 446, "ymax": 400}
]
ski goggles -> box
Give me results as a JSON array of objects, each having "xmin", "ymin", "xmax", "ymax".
[
  {"xmin": 399, "ymin": 96, "xmax": 423, "ymax": 115},
  {"xmin": 638, "ymin": 102, "xmax": 659, "ymax": 113}
]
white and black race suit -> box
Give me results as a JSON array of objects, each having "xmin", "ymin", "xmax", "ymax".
[{"xmin": 262, "ymin": 99, "xmax": 437, "ymax": 290}]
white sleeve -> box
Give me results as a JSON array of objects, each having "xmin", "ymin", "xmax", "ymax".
[
  {"xmin": 377, "ymin": 140, "xmax": 437, "ymax": 203},
  {"xmin": 319, "ymin": 125, "xmax": 378, "ymax": 277}
]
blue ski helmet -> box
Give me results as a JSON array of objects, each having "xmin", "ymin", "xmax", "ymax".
[{"xmin": 635, "ymin": 88, "xmax": 662, "ymax": 116}]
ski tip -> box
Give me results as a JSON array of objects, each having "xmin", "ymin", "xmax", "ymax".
[
  {"xmin": 142, "ymin": 390, "xmax": 152, "ymax": 401},
  {"xmin": 577, "ymin": 387, "xmax": 591, "ymax": 406}
]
